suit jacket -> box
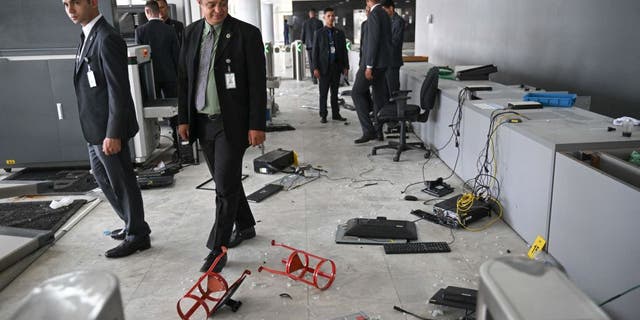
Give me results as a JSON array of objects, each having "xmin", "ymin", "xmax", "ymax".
[
  {"xmin": 135, "ymin": 19, "xmax": 179, "ymax": 84},
  {"xmin": 165, "ymin": 17, "xmax": 185, "ymax": 46},
  {"xmin": 177, "ymin": 15, "xmax": 266, "ymax": 148},
  {"xmin": 362, "ymin": 5, "xmax": 392, "ymax": 69},
  {"xmin": 73, "ymin": 17, "xmax": 138, "ymax": 145},
  {"xmin": 390, "ymin": 13, "xmax": 405, "ymax": 68},
  {"xmin": 311, "ymin": 27, "xmax": 349, "ymax": 75},
  {"xmin": 301, "ymin": 18, "xmax": 323, "ymax": 49},
  {"xmin": 359, "ymin": 20, "xmax": 367, "ymax": 61}
]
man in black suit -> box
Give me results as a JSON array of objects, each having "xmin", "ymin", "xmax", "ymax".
[
  {"xmin": 382, "ymin": 0, "xmax": 405, "ymax": 95},
  {"xmin": 312, "ymin": 7, "xmax": 349, "ymax": 124},
  {"xmin": 156, "ymin": 0, "xmax": 184, "ymax": 46},
  {"xmin": 177, "ymin": 0, "xmax": 266, "ymax": 273},
  {"xmin": 63, "ymin": 0, "xmax": 151, "ymax": 258},
  {"xmin": 301, "ymin": 9, "xmax": 323, "ymax": 84},
  {"xmin": 352, "ymin": 0, "xmax": 393, "ymax": 144},
  {"xmin": 136, "ymin": 0, "xmax": 179, "ymax": 98}
]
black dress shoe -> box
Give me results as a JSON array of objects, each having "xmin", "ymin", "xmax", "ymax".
[
  {"xmin": 105, "ymin": 235, "xmax": 150, "ymax": 258},
  {"xmin": 200, "ymin": 251, "xmax": 227, "ymax": 273},
  {"xmin": 227, "ymin": 227, "xmax": 256, "ymax": 248},
  {"xmin": 110, "ymin": 228, "xmax": 126, "ymax": 241},
  {"xmin": 354, "ymin": 135, "xmax": 375, "ymax": 144},
  {"xmin": 332, "ymin": 115, "xmax": 347, "ymax": 121},
  {"xmin": 320, "ymin": 117, "xmax": 327, "ymax": 123},
  {"xmin": 377, "ymin": 132, "xmax": 384, "ymax": 141}
]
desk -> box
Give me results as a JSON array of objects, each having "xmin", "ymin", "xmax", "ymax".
[{"xmin": 401, "ymin": 62, "xmax": 640, "ymax": 318}]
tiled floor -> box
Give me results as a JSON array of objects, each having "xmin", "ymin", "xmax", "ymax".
[{"xmin": 0, "ymin": 79, "xmax": 527, "ymax": 320}]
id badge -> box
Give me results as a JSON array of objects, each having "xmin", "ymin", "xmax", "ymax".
[
  {"xmin": 225, "ymin": 73, "xmax": 236, "ymax": 89},
  {"xmin": 87, "ymin": 70, "xmax": 97, "ymax": 88},
  {"xmin": 330, "ymin": 46, "xmax": 336, "ymax": 54}
]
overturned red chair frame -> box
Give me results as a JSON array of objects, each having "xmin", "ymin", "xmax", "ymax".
[
  {"xmin": 258, "ymin": 240, "xmax": 336, "ymax": 290},
  {"xmin": 177, "ymin": 247, "xmax": 251, "ymax": 319}
]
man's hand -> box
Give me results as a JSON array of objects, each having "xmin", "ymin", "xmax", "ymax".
[
  {"xmin": 313, "ymin": 69, "xmax": 320, "ymax": 79},
  {"xmin": 178, "ymin": 124, "xmax": 190, "ymax": 141},
  {"xmin": 343, "ymin": 68, "xmax": 349, "ymax": 76},
  {"xmin": 248, "ymin": 130, "xmax": 266, "ymax": 147},
  {"xmin": 102, "ymin": 138, "xmax": 121, "ymax": 156},
  {"xmin": 365, "ymin": 68, "xmax": 373, "ymax": 80}
]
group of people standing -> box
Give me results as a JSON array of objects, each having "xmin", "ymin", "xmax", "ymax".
[
  {"xmin": 300, "ymin": 0, "xmax": 406, "ymax": 144},
  {"xmin": 63, "ymin": 0, "xmax": 264, "ymax": 274},
  {"xmin": 61, "ymin": 0, "xmax": 404, "ymax": 274}
]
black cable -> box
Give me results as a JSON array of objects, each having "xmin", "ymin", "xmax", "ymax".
[
  {"xmin": 599, "ymin": 284, "xmax": 640, "ymax": 307},
  {"xmin": 393, "ymin": 305, "xmax": 435, "ymax": 320},
  {"xmin": 448, "ymin": 227, "xmax": 456, "ymax": 245}
]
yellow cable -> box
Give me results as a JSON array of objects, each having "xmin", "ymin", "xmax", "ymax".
[{"xmin": 455, "ymin": 194, "xmax": 504, "ymax": 232}]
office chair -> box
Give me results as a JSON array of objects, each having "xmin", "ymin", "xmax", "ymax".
[{"xmin": 371, "ymin": 65, "xmax": 439, "ymax": 162}]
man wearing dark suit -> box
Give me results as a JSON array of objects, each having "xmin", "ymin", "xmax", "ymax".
[
  {"xmin": 382, "ymin": 0, "xmax": 405, "ymax": 95},
  {"xmin": 63, "ymin": 0, "xmax": 151, "ymax": 258},
  {"xmin": 352, "ymin": 0, "xmax": 393, "ymax": 144},
  {"xmin": 301, "ymin": 9, "xmax": 323, "ymax": 84},
  {"xmin": 177, "ymin": 0, "xmax": 266, "ymax": 273},
  {"xmin": 312, "ymin": 7, "xmax": 349, "ymax": 124},
  {"xmin": 156, "ymin": 0, "xmax": 185, "ymax": 46},
  {"xmin": 136, "ymin": 0, "xmax": 179, "ymax": 98}
]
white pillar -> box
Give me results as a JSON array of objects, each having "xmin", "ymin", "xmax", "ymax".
[
  {"xmin": 261, "ymin": 2, "xmax": 274, "ymax": 43},
  {"xmin": 229, "ymin": 0, "xmax": 261, "ymax": 29}
]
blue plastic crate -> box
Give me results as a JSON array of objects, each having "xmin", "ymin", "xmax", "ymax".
[{"xmin": 522, "ymin": 93, "xmax": 576, "ymax": 107}]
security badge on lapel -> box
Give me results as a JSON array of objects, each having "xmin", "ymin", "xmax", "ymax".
[
  {"xmin": 222, "ymin": 32, "xmax": 236, "ymax": 89},
  {"xmin": 84, "ymin": 57, "xmax": 97, "ymax": 88},
  {"xmin": 224, "ymin": 59, "xmax": 236, "ymax": 89}
]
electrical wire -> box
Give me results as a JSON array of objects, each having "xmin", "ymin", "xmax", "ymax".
[{"xmin": 599, "ymin": 284, "xmax": 640, "ymax": 307}]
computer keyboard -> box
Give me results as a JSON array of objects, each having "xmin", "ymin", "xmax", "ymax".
[{"xmin": 383, "ymin": 242, "xmax": 451, "ymax": 254}]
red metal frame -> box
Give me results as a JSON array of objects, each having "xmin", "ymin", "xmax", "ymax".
[
  {"xmin": 258, "ymin": 240, "xmax": 336, "ymax": 290},
  {"xmin": 177, "ymin": 247, "xmax": 251, "ymax": 319}
]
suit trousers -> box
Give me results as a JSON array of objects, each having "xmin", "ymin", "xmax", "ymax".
[
  {"xmin": 318, "ymin": 64, "xmax": 341, "ymax": 119},
  {"xmin": 385, "ymin": 67, "xmax": 401, "ymax": 97},
  {"xmin": 197, "ymin": 115, "xmax": 255, "ymax": 251},
  {"xmin": 88, "ymin": 143, "xmax": 150, "ymax": 240},
  {"xmin": 352, "ymin": 67, "xmax": 387, "ymax": 137}
]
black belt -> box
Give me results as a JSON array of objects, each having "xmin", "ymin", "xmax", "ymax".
[{"xmin": 196, "ymin": 113, "xmax": 221, "ymax": 120}]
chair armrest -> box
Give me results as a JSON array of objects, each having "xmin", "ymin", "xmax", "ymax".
[{"xmin": 389, "ymin": 95, "xmax": 411, "ymax": 102}]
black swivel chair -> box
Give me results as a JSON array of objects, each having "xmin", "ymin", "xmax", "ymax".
[{"xmin": 371, "ymin": 65, "xmax": 439, "ymax": 162}]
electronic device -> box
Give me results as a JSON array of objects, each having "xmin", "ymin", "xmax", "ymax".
[
  {"xmin": 428, "ymin": 195, "xmax": 493, "ymax": 228},
  {"xmin": 383, "ymin": 242, "xmax": 451, "ymax": 254},
  {"xmin": 507, "ymin": 101, "xmax": 543, "ymax": 110},
  {"xmin": 343, "ymin": 217, "xmax": 418, "ymax": 240},
  {"xmin": 422, "ymin": 178, "xmax": 454, "ymax": 197},
  {"xmin": 433, "ymin": 195, "xmax": 492, "ymax": 228},
  {"xmin": 334, "ymin": 225, "xmax": 409, "ymax": 245},
  {"xmin": 429, "ymin": 286, "xmax": 478, "ymax": 311},
  {"xmin": 410, "ymin": 209, "xmax": 459, "ymax": 228},
  {"xmin": 246, "ymin": 184, "xmax": 283, "ymax": 203},
  {"xmin": 456, "ymin": 65, "xmax": 498, "ymax": 81},
  {"xmin": 136, "ymin": 163, "xmax": 179, "ymax": 189},
  {"xmin": 465, "ymin": 85, "xmax": 493, "ymax": 92},
  {"xmin": 403, "ymin": 195, "xmax": 418, "ymax": 201},
  {"xmin": 442, "ymin": 286, "xmax": 478, "ymax": 305},
  {"xmin": 253, "ymin": 149, "xmax": 294, "ymax": 174}
]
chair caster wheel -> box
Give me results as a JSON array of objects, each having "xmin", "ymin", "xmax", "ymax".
[
  {"xmin": 393, "ymin": 156, "xmax": 400, "ymax": 162},
  {"xmin": 424, "ymin": 151, "xmax": 431, "ymax": 159},
  {"xmin": 371, "ymin": 150, "xmax": 377, "ymax": 155}
]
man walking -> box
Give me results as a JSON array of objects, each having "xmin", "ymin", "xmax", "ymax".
[
  {"xmin": 177, "ymin": 0, "xmax": 266, "ymax": 273},
  {"xmin": 312, "ymin": 7, "xmax": 349, "ymax": 123},
  {"xmin": 63, "ymin": 0, "xmax": 151, "ymax": 257},
  {"xmin": 301, "ymin": 9, "xmax": 323, "ymax": 84}
]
